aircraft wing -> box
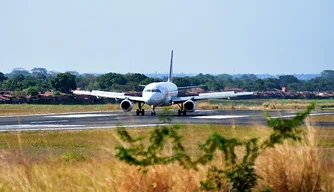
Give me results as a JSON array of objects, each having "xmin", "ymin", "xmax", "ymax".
[
  {"xmin": 171, "ymin": 91, "xmax": 253, "ymax": 103},
  {"xmin": 73, "ymin": 90, "xmax": 145, "ymax": 102},
  {"xmin": 178, "ymin": 86, "xmax": 201, "ymax": 90}
]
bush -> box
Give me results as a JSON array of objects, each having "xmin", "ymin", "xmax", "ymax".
[
  {"xmin": 26, "ymin": 87, "xmax": 39, "ymax": 96},
  {"xmin": 115, "ymin": 103, "xmax": 315, "ymax": 191}
]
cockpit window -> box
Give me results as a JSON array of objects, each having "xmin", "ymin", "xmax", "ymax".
[{"xmin": 144, "ymin": 89, "xmax": 161, "ymax": 93}]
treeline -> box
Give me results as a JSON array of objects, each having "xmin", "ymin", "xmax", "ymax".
[
  {"xmin": 173, "ymin": 70, "xmax": 334, "ymax": 92},
  {"xmin": 0, "ymin": 68, "xmax": 334, "ymax": 96}
]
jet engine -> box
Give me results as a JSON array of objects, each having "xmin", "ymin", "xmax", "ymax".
[
  {"xmin": 183, "ymin": 100, "xmax": 196, "ymax": 112},
  {"xmin": 120, "ymin": 100, "xmax": 133, "ymax": 112}
]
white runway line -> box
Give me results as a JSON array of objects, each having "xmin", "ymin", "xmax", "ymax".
[
  {"xmin": 191, "ymin": 115, "xmax": 249, "ymax": 119},
  {"xmin": 271, "ymin": 112, "xmax": 334, "ymax": 119},
  {"xmin": 0, "ymin": 124, "xmax": 167, "ymax": 132},
  {"xmin": 0, "ymin": 124, "xmax": 85, "ymax": 130},
  {"xmin": 310, "ymin": 112, "xmax": 334, "ymax": 116},
  {"xmin": 45, "ymin": 114, "xmax": 116, "ymax": 118},
  {"xmin": 0, "ymin": 111, "xmax": 116, "ymax": 118},
  {"xmin": 30, "ymin": 120, "xmax": 69, "ymax": 124}
]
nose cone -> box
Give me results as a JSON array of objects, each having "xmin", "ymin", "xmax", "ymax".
[{"xmin": 144, "ymin": 93, "xmax": 162, "ymax": 105}]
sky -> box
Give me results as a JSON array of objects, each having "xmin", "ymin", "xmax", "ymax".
[{"xmin": 0, "ymin": 0, "xmax": 333, "ymax": 75}]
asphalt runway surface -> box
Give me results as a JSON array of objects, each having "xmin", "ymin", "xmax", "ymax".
[{"xmin": 0, "ymin": 110, "xmax": 334, "ymax": 131}]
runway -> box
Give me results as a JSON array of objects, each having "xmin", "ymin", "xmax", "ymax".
[{"xmin": 0, "ymin": 110, "xmax": 334, "ymax": 131}]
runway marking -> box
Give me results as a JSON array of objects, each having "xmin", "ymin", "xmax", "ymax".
[
  {"xmin": 45, "ymin": 114, "xmax": 116, "ymax": 118},
  {"xmin": 30, "ymin": 120, "xmax": 69, "ymax": 124},
  {"xmin": 310, "ymin": 112, "xmax": 334, "ymax": 116},
  {"xmin": 0, "ymin": 124, "xmax": 85, "ymax": 130},
  {"xmin": 191, "ymin": 115, "xmax": 249, "ymax": 119},
  {"xmin": 271, "ymin": 112, "xmax": 334, "ymax": 119},
  {"xmin": 0, "ymin": 111, "xmax": 115, "ymax": 118},
  {"xmin": 0, "ymin": 124, "xmax": 167, "ymax": 132}
]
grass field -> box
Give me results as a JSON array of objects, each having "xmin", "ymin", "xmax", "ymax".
[
  {"xmin": 1, "ymin": 99, "xmax": 334, "ymax": 116},
  {"xmin": 203, "ymin": 99, "xmax": 334, "ymax": 110},
  {"xmin": 0, "ymin": 101, "xmax": 334, "ymax": 191},
  {"xmin": 0, "ymin": 121, "xmax": 333, "ymax": 191}
]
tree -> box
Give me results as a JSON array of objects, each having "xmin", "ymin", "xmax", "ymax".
[
  {"xmin": 124, "ymin": 73, "xmax": 148, "ymax": 83},
  {"xmin": 320, "ymin": 70, "xmax": 334, "ymax": 80},
  {"xmin": 47, "ymin": 70, "xmax": 60, "ymax": 77},
  {"xmin": 31, "ymin": 67, "xmax": 48, "ymax": 77},
  {"xmin": 66, "ymin": 70, "xmax": 80, "ymax": 77},
  {"xmin": 51, "ymin": 72, "xmax": 77, "ymax": 93},
  {"xmin": 207, "ymin": 80, "xmax": 223, "ymax": 91},
  {"xmin": 0, "ymin": 72, "xmax": 7, "ymax": 82},
  {"xmin": 264, "ymin": 78, "xmax": 280, "ymax": 90},
  {"xmin": 8, "ymin": 68, "xmax": 31, "ymax": 77},
  {"xmin": 26, "ymin": 87, "xmax": 39, "ymax": 96},
  {"xmin": 97, "ymin": 73, "xmax": 127, "ymax": 90},
  {"xmin": 139, "ymin": 77, "xmax": 157, "ymax": 86},
  {"xmin": 253, "ymin": 79, "xmax": 265, "ymax": 91},
  {"xmin": 240, "ymin": 74, "xmax": 258, "ymax": 83},
  {"xmin": 15, "ymin": 74, "xmax": 25, "ymax": 82},
  {"xmin": 1, "ymin": 79, "xmax": 21, "ymax": 90},
  {"xmin": 216, "ymin": 73, "xmax": 232, "ymax": 81},
  {"xmin": 21, "ymin": 76, "xmax": 37, "ymax": 88},
  {"xmin": 279, "ymin": 75, "xmax": 299, "ymax": 87},
  {"xmin": 76, "ymin": 74, "xmax": 97, "ymax": 90},
  {"xmin": 173, "ymin": 77, "xmax": 191, "ymax": 87}
]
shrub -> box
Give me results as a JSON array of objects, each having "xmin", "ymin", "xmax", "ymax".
[{"xmin": 115, "ymin": 103, "xmax": 315, "ymax": 191}]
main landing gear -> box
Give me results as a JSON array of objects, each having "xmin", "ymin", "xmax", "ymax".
[
  {"xmin": 151, "ymin": 105, "xmax": 156, "ymax": 116},
  {"xmin": 136, "ymin": 102, "xmax": 145, "ymax": 116},
  {"xmin": 177, "ymin": 103, "xmax": 187, "ymax": 116}
]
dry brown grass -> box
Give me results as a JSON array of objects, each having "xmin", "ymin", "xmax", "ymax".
[
  {"xmin": 118, "ymin": 164, "xmax": 201, "ymax": 192},
  {"xmin": 262, "ymin": 100, "xmax": 312, "ymax": 110},
  {"xmin": 256, "ymin": 121, "xmax": 334, "ymax": 192},
  {"xmin": 0, "ymin": 122, "xmax": 333, "ymax": 191},
  {"xmin": 0, "ymin": 146, "xmax": 201, "ymax": 192}
]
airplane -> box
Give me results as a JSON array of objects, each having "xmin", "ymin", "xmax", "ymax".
[{"xmin": 73, "ymin": 50, "xmax": 254, "ymax": 116}]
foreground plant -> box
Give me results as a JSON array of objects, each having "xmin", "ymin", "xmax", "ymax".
[{"xmin": 115, "ymin": 103, "xmax": 315, "ymax": 191}]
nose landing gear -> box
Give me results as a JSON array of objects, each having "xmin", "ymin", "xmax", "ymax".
[{"xmin": 151, "ymin": 105, "xmax": 156, "ymax": 116}]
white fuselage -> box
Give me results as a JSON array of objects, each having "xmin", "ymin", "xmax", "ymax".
[{"xmin": 142, "ymin": 82, "xmax": 178, "ymax": 106}]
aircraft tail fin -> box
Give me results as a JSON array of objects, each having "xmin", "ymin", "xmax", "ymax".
[{"xmin": 168, "ymin": 50, "xmax": 173, "ymax": 82}]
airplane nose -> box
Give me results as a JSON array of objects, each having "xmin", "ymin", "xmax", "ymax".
[{"xmin": 145, "ymin": 93, "xmax": 161, "ymax": 105}]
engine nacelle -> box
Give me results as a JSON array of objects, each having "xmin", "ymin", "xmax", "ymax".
[
  {"xmin": 120, "ymin": 100, "xmax": 133, "ymax": 112},
  {"xmin": 183, "ymin": 100, "xmax": 196, "ymax": 112}
]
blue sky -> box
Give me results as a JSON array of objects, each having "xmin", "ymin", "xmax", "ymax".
[{"xmin": 1, "ymin": 0, "xmax": 333, "ymax": 75}]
